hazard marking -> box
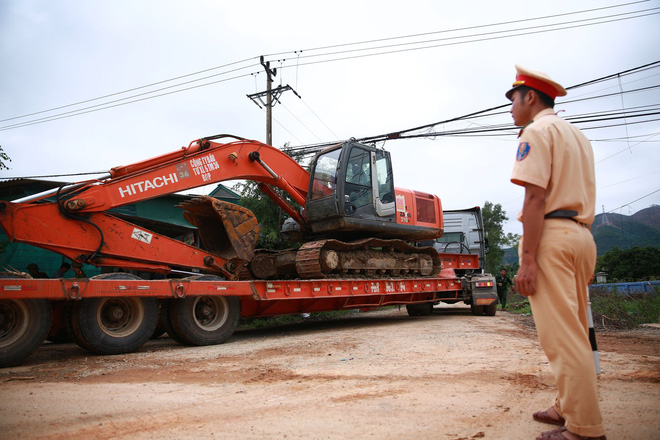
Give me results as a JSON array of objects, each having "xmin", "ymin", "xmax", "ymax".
[{"xmin": 131, "ymin": 228, "xmax": 153, "ymax": 244}]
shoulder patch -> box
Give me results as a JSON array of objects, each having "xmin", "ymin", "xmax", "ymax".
[{"xmin": 516, "ymin": 142, "xmax": 531, "ymax": 161}]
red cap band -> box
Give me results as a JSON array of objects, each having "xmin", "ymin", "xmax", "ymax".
[{"xmin": 515, "ymin": 75, "xmax": 558, "ymax": 100}]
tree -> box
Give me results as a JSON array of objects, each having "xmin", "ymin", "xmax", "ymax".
[
  {"xmin": 596, "ymin": 246, "xmax": 660, "ymax": 282},
  {"xmin": 0, "ymin": 145, "xmax": 10, "ymax": 171},
  {"xmin": 482, "ymin": 201, "xmax": 519, "ymax": 275},
  {"xmin": 232, "ymin": 144, "xmax": 303, "ymax": 250}
]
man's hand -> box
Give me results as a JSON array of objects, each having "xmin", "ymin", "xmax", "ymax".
[{"xmin": 515, "ymin": 259, "xmax": 537, "ymax": 296}]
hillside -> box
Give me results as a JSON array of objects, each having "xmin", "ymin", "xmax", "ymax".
[
  {"xmin": 501, "ymin": 205, "xmax": 660, "ymax": 264},
  {"xmin": 592, "ymin": 205, "xmax": 660, "ymax": 254}
]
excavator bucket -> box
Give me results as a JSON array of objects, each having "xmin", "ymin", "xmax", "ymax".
[{"xmin": 178, "ymin": 196, "xmax": 259, "ymax": 262}]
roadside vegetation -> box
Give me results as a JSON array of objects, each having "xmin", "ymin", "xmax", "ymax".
[
  {"xmin": 506, "ymin": 288, "xmax": 660, "ymax": 329},
  {"xmin": 486, "ymin": 219, "xmax": 660, "ymax": 329}
]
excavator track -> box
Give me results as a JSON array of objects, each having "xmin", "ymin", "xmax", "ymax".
[
  {"xmin": 178, "ymin": 196, "xmax": 441, "ymax": 281},
  {"xmin": 246, "ymin": 238, "xmax": 442, "ymax": 280}
]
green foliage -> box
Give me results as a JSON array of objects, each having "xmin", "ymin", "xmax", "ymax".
[
  {"xmin": 232, "ymin": 144, "xmax": 302, "ymax": 250},
  {"xmin": 0, "ymin": 145, "xmax": 10, "ymax": 171},
  {"xmin": 482, "ymin": 201, "xmax": 517, "ymax": 275},
  {"xmin": 507, "ymin": 291, "xmax": 531, "ymax": 315},
  {"xmin": 589, "ymin": 288, "xmax": 660, "ymax": 328},
  {"xmin": 592, "ymin": 209, "xmax": 660, "ymax": 255},
  {"xmin": 596, "ymin": 246, "xmax": 660, "ymax": 282},
  {"xmin": 506, "ymin": 288, "xmax": 660, "ymax": 329}
]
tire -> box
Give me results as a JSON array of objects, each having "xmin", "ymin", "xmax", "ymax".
[
  {"xmin": 406, "ymin": 304, "xmax": 420, "ymax": 316},
  {"xmin": 419, "ymin": 302, "xmax": 433, "ymax": 316},
  {"xmin": 405, "ymin": 302, "xmax": 433, "ymax": 317},
  {"xmin": 484, "ymin": 303, "xmax": 497, "ymax": 316},
  {"xmin": 169, "ymin": 296, "xmax": 241, "ymax": 346},
  {"xmin": 47, "ymin": 301, "xmax": 75, "ymax": 344},
  {"xmin": 71, "ymin": 297, "xmax": 159, "ymax": 355},
  {"xmin": 158, "ymin": 299, "xmax": 187, "ymax": 344},
  {"xmin": 470, "ymin": 303, "xmax": 484, "ymax": 315},
  {"xmin": 0, "ymin": 298, "xmax": 52, "ymax": 368}
]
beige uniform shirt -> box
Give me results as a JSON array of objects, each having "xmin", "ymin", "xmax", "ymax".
[{"xmin": 511, "ymin": 108, "xmax": 596, "ymax": 225}]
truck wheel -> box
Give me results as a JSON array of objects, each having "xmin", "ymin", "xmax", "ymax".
[
  {"xmin": 484, "ymin": 303, "xmax": 497, "ymax": 316},
  {"xmin": 405, "ymin": 302, "xmax": 433, "ymax": 316},
  {"xmin": 406, "ymin": 304, "xmax": 420, "ymax": 316},
  {"xmin": 470, "ymin": 303, "xmax": 484, "ymax": 315},
  {"xmin": 169, "ymin": 296, "xmax": 240, "ymax": 346},
  {"xmin": 71, "ymin": 297, "xmax": 159, "ymax": 355},
  {"xmin": 158, "ymin": 299, "xmax": 187, "ymax": 344},
  {"xmin": 47, "ymin": 301, "xmax": 75, "ymax": 343},
  {"xmin": 0, "ymin": 298, "xmax": 52, "ymax": 368}
]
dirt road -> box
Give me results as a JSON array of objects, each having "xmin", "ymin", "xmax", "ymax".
[{"xmin": 1, "ymin": 306, "xmax": 658, "ymax": 440}]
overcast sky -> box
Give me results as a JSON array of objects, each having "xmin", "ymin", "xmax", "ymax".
[{"xmin": 1, "ymin": 0, "xmax": 659, "ymax": 237}]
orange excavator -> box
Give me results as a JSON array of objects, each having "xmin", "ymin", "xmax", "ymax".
[{"xmin": 0, "ymin": 135, "xmax": 444, "ymax": 281}]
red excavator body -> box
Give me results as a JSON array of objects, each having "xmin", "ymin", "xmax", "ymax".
[{"xmin": 0, "ymin": 135, "xmax": 443, "ymax": 279}]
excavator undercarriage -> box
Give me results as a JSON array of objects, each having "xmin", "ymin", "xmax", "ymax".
[{"xmin": 179, "ymin": 196, "xmax": 441, "ymax": 280}]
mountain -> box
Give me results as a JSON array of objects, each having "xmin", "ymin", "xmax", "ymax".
[
  {"xmin": 592, "ymin": 205, "xmax": 660, "ymax": 255},
  {"xmin": 501, "ymin": 205, "xmax": 660, "ymax": 265}
]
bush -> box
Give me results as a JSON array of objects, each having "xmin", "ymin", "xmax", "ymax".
[
  {"xmin": 589, "ymin": 287, "xmax": 660, "ymax": 329},
  {"xmin": 506, "ymin": 287, "xmax": 660, "ymax": 329}
]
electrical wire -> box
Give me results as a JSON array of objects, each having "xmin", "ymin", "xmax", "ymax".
[
  {"xmin": 0, "ymin": 72, "xmax": 255, "ymax": 131},
  {"xmin": 607, "ymin": 188, "xmax": 660, "ymax": 212},
  {"xmin": 2, "ymin": 4, "xmax": 657, "ymax": 131},
  {"xmin": 0, "ymin": 57, "xmax": 260, "ymax": 124},
  {"xmin": 274, "ymin": 10, "xmax": 660, "ymax": 71},
  {"xmin": 280, "ymin": 103, "xmax": 324, "ymax": 143},
  {"xmin": 266, "ymin": 1, "xmax": 650, "ymax": 57},
  {"xmin": 282, "ymin": 8, "xmax": 659, "ymax": 64}
]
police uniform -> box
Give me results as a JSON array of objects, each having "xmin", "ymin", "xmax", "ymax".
[{"xmin": 508, "ymin": 66, "xmax": 606, "ymax": 438}]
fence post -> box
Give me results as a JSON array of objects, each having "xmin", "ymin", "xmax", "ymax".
[{"xmin": 587, "ymin": 296, "xmax": 601, "ymax": 375}]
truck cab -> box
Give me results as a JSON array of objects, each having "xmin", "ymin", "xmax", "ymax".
[{"xmin": 414, "ymin": 206, "xmax": 499, "ymax": 316}]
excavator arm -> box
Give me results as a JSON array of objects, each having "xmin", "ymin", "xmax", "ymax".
[
  {"xmin": 65, "ymin": 135, "xmax": 309, "ymax": 215},
  {"xmin": 0, "ymin": 135, "xmax": 310, "ymax": 278}
]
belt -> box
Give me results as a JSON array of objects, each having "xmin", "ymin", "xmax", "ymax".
[{"xmin": 544, "ymin": 210, "xmax": 589, "ymax": 228}]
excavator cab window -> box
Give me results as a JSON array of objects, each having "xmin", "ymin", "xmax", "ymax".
[
  {"xmin": 374, "ymin": 150, "xmax": 395, "ymax": 216},
  {"xmin": 344, "ymin": 147, "xmax": 373, "ymax": 209},
  {"xmin": 311, "ymin": 148, "xmax": 341, "ymax": 200}
]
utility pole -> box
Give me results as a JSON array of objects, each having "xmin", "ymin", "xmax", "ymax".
[
  {"xmin": 247, "ymin": 56, "xmax": 300, "ymax": 146},
  {"xmin": 263, "ymin": 56, "xmax": 275, "ymax": 146}
]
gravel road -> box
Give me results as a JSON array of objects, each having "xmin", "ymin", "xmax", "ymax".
[{"xmin": 1, "ymin": 305, "xmax": 658, "ymax": 440}]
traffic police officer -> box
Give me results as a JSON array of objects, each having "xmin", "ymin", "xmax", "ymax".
[{"xmin": 507, "ymin": 65, "xmax": 606, "ymax": 440}]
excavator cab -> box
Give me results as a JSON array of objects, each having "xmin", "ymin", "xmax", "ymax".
[{"xmin": 304, "ymin": 141, "xmax": 399, "ymax": 239}]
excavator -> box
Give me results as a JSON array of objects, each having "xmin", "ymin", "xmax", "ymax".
[{"xmin": 0, "ymin": 135, "xmax": 444, "ymax": 281}]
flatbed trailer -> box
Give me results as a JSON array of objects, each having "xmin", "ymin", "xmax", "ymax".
[{"xmin": 0, "ymin": 252, "xmax": 497, "ymax": 367}]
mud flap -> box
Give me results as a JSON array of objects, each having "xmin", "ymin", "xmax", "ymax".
[{"xmin": 178, "ymin": 196, "xmax": 259, "ymax": 262}]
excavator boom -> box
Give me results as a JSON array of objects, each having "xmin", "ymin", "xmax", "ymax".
[{"xmin": 0, "ymin": 136, "xmax": 309, "ymax": 278}]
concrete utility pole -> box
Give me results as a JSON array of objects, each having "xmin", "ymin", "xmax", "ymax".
[
  {"xmin": 247, "ymin": 56, "xmax": 300, "ymax": 146},
  {"xmin": 262, "ymin": 56, "xmax": 275, "ymax": 145}
]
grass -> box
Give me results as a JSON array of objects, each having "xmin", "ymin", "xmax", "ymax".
[{"xmin": 506, "ymin": 288, "xmax": 660, "ymax": 329}]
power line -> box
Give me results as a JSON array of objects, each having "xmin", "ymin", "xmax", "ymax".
[
  {"xmin": 266, "ymin": 1, "xmax": 650, "ymax": 57},
  {"xmin": 2, "ymin": 4, "xmax": 656, "ymax": 131},
  {"xmin": 273, "ymin": 10, "xmax": 660, "ymax": 71},
  {"xmin": 608, "ymin": 188, "xmax": 660, "ymax": 212},
  {"xmin": 0, "ymin": 72, "xmax": 254, "ymax": 131},
  {"xmin": 280, "ymin": 103, "xmax": 324, "ymax": 143},
  {"xmin": 599, "ymin": 170, "xmax": 660, "ymax": 189},
  {"xmin": 282, "ymin": 62, "xmax": 660, "ymax": 157},
  {"xmin": 0, "ymin": 57, "xmax": 260, "ymax": 124}
]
